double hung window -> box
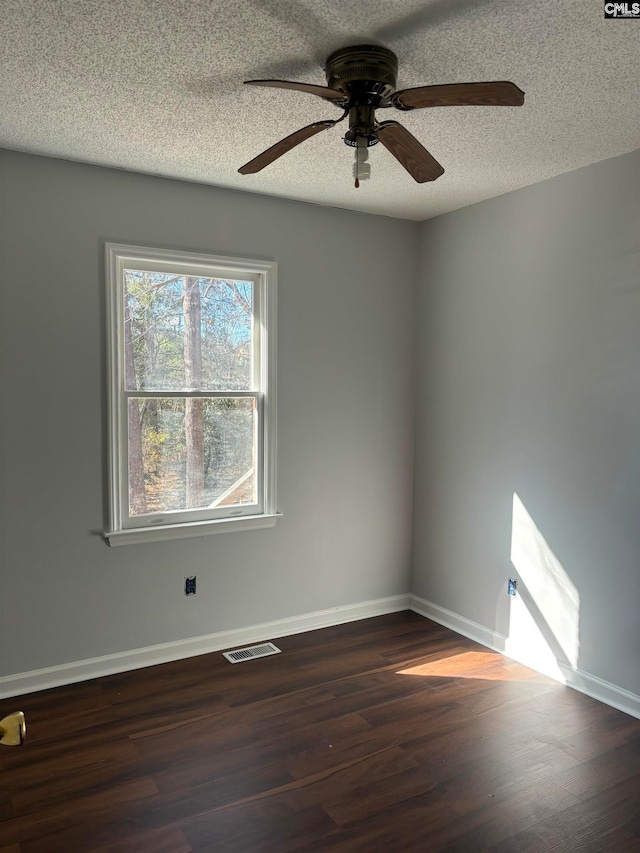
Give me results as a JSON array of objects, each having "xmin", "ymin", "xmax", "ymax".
[{"xmin": 104, "ymin": 244, "xmax": 277, "ymax": 545}]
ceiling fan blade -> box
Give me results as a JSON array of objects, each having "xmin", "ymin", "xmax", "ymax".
[
  {"xmin": 392, "ymin": 81, "xmax": 525, "ymax": 110},
  {"xmin": 376, "ymin": 121, "xmax": 444, "ymax": 183},
  {"xmin": 244, "ymin": 79, "xmax": 348, "ymax": 105},
  {"xmin": 238, "ymin": 120, "xmax": 336, "ymax": 175}
]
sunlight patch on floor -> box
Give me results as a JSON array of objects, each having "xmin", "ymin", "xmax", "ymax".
[{"xmin": 396, "ymin": 650, "xmax": 538, "ymax": 682}]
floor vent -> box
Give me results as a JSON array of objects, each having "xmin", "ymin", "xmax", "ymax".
[{"xmin": 222, "ymin": 642, "xmax": 281, "ymax": 664}]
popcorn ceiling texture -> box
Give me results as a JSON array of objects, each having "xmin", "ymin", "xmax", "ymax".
[{"xmin": 1, "ymin": 0, "xmax": 638, "ymax": 220}]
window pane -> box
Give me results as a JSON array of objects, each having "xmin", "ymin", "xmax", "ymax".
[
  {"xmin": 124, "ymin": 271, "xmax": 253, "ymax": 391},
  {"xmin": 128, "ymin": 397, "xmax": 257, "ymax": 516}
]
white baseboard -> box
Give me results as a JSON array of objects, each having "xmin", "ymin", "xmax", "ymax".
[
  {"xmin": 409, "ymin": 594, "xmax": 509, "ymax": 652},
  {"xmin": 3, "ymin": 592, "xmax": 638, "ymax": 722},
  {"xmin": 409, "ymin": 594, "xmax": 640, "ymax": 721},
  {"xmin": 0, "ymin": 594, "xmax": 410, "ymax": 699},
  {"xmin": 554, "ymin": 661, "xmax": 640, "ymax": 721}
]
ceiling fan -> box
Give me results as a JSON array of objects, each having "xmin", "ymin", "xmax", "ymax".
[{"xmin": 238, "ymin": 45, "xmax": 524, "ymax": 187}]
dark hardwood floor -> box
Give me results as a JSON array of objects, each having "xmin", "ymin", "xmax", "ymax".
[{"xmin": 1, "ymin": 612, "xmax": 639, "ymax": 852}]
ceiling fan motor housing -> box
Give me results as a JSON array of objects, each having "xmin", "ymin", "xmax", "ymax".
[
  {"xmin": 326, "ymin": 45, "xmax": 398, "ymax": 147},
  {"xmin": 325, "ymin": 44, "xmax": 398, "ymax": 99}
]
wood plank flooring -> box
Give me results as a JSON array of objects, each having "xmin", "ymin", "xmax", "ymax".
[{"xmin": 1, "ymin": 612, "xmax": 639, "ymax": 852}]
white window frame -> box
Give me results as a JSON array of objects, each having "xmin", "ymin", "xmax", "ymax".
[{"xmin": 103, "ymin": 243, "xmax": 278, "ymax": 546}]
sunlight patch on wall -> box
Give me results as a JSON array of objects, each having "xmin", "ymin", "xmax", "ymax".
[{"xmin": 505, "ymin": 493, "xmax": 580, "ymax": 682}]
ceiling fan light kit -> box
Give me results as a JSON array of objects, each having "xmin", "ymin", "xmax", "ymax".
[{"xmin": 238, "ymin": 44, "xmax": 524, "ymax": 187}]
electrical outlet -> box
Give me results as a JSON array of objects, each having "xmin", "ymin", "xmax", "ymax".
[
  {"xmin": 185, "ymin": 576, "xmax": 196, "ymax": 596},
  {"xmin": 508, "ymin": 577, "xmax": 518, "ymax": 597}
]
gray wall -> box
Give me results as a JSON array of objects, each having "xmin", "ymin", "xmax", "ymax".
[
  {"xmin": 0, "ymin": 150, "xmax": 418, "ymax": 676},
  {"xmin": 413, "ymin": 150, "xmax": 640, "ymax": 695},
  {"xmin": 2, "ymin": 146, "xmax": 638, "ymax": 700}
]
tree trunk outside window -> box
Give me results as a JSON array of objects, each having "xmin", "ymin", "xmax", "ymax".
[
  {"xmin": 124, "ymin": 285, "xmax": 147, "ymax": 515},
  {"xmin": 183, "ymin": 276, "xmax": 205, "ymax": 507}
]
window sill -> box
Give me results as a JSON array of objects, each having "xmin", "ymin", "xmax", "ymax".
[{"xmin": 104, "ymin": 513, "xmax": 282, "ymax": 546}]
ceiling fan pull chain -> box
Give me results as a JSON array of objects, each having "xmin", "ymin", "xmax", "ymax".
[{"xmin": 353, "ymin": 137, "xmax": 370, "ymax": 189}]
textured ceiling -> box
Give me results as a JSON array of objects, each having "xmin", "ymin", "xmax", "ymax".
[{"xmin": 1, "ymin": 0, "xmax": 638, "ymax": 220}]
